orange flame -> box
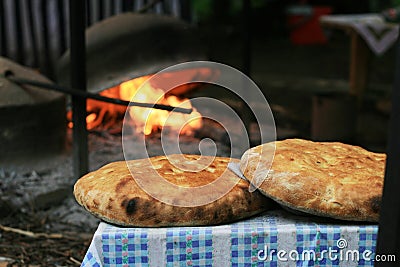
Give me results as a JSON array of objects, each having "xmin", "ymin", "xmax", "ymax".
[
  {"xmin": 120, "ymin": 78, "xmax": 202, "ymax": 135},
  {"xmin": 67, "ymin": 74, "xmax": 203, "ymax": 135}
]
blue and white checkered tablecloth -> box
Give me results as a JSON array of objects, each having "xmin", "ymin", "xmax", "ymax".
[{"xmin": 80, "ymin": 210, "xmax": 378, "ymax": 267}]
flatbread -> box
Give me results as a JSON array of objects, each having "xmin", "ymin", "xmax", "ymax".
[
  {"xmin": 74, "ymin": 155, "xmax": 272, "ymax": 227},
  {"xmin": 240, "ymin": 139, "xmax": 385, "ymax": 222}
]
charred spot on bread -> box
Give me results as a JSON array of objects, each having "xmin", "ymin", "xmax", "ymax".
[
  {"xmin": 370, "ymin": 196, "xmax": 381, "ymax": 213},
  {"xmin": 121, "ymin": 197, "xmax": 138, "ymax": 215},
  {"xmin": 213, "ymin": 210, "xmax": 220, "ymax": 220},
  {"xmin": 126, "ymin": 198, "xmax": 138, "ymax": 215}
]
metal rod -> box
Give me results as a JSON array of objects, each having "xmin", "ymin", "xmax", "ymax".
[
  {"xmin": 70, "ymin": 0, "xmax": 89, "ymax": 179},
  {"xmin": 0, "ymin": 0, "xmax": 6, "ymax": 57},
  {"xmin": 57, "ymin": 0, "xmax": 67, "ymax": 55},
  {"xmin": 5, "ymin": 75, "xmax": 193, "ymax": 114},
  {"xmin": 242, "ymin": 0, "xmax": 252, "ymax": 77},
  {"xmin": 14, "ymin": 0, "xmax": 23, "ymax": 64},
  {"xmin": 27, "ymin": 0, "xmax": 39, "ymax": 67},
  {"xmin": 40, "ymin": 0, "xmax": 52, "ymax": 78},
  {"xmin": 376, "ymin": 34, "xmax": 400, "ymax": 265}
]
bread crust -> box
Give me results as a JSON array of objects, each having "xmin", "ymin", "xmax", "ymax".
[
  {"xmin": 240, "ymin": 139, "xmax": 385, "ymax": 222},
  {"xmin": 74, "ymin": 155, "xmax": 272, "ymax": 227}
]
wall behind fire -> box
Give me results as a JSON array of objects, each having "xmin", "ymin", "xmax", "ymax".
[
  {"xmin": 0, "ymin": 0, "xmax": 189, "ymax": 79},
  {"xmin": 1, "ymin": 0, "xmax": 395, "ymax": 85}
]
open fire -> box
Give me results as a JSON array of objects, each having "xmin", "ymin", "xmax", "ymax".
[{"xmin": 67, "ymin": 74, "xmax": 203, "ymax": 136}]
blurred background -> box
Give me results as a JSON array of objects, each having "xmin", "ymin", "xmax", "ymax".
[{"xmin": 1, "ymin": 0, "xmax": 397, "ymax": 153}]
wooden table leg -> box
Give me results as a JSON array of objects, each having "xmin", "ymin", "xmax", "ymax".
[{"xmin": 349, "ymin": 32, "xmax": 371, "ymax": 105}]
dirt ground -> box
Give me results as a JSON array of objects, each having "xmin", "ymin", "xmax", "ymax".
[{"xmin": 0, "ymin": 20, "xmax": 396, "ymax": 266}]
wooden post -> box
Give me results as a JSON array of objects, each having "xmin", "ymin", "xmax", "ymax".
[{"xmin": 349, "ymin": 32, "xmax": 371, "ymax": 106}]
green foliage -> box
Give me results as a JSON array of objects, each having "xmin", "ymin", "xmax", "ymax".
[
  {"xmin": 192, "ymin": 0, "xmax": 213, "ymax": 19},
  {"xmin": 191, "ymin": 0, "xmax": 268, "ymax": 21}
]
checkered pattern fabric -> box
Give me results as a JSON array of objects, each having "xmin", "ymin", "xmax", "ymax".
[
  {"xmin": 80, "ymin": 212, "xmax": 379, "ymax": 267},
  {"xmin": 231, "ymin": 216, "xmax": 278, "ymax": 267},
  {"xmin": 358, "ymin": 225, "xmax": 377, "ymax": 266},
  {"xmin": 102, "ymin": 225, "xmax": 148, "ymax": 266},
  {"xmin": 81, "ymin": 252, "xmax": 100, "ymax": 267},
  {"xmin": 166, "ymin": 228, "xmax": 213, "ymax": 267},
  {"xmin": 296, "ymin": 224, "xmax": 347, "ymax": 266}
]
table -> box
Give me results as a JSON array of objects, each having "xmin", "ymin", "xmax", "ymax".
[
  {"xmin": 320, "ymin": 14, "xmax": 399, "ymax": 103},
  {"xmin": 80, "ymin": 210, "xmax": 377, "ymax": 266}
]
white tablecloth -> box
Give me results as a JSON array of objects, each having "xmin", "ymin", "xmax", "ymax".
[{"xmin": 320, "ymin": 14, "xmax": 399, "ymax": 55}]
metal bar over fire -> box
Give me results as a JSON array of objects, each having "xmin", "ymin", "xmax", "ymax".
[{"xmin": 4, "ymin": 75, "xmax": 193, "ymax": 114}]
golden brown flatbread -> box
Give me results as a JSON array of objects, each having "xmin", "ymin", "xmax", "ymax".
[
  {"xmin": 74, "ymin": 155, "xmax": 272, "ymax": 227},
  {"xmin": 240, "ymin": 139, "xmax": 385, "ymax": 222}
]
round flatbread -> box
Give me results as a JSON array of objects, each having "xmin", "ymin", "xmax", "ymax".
[
  {"xmin": 74, "ymin": 155, "xmax": 272, "ymax": 227},
  {"xmin": 240, "ymin": 139, "xmax": 385, "ymax": 222}
]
